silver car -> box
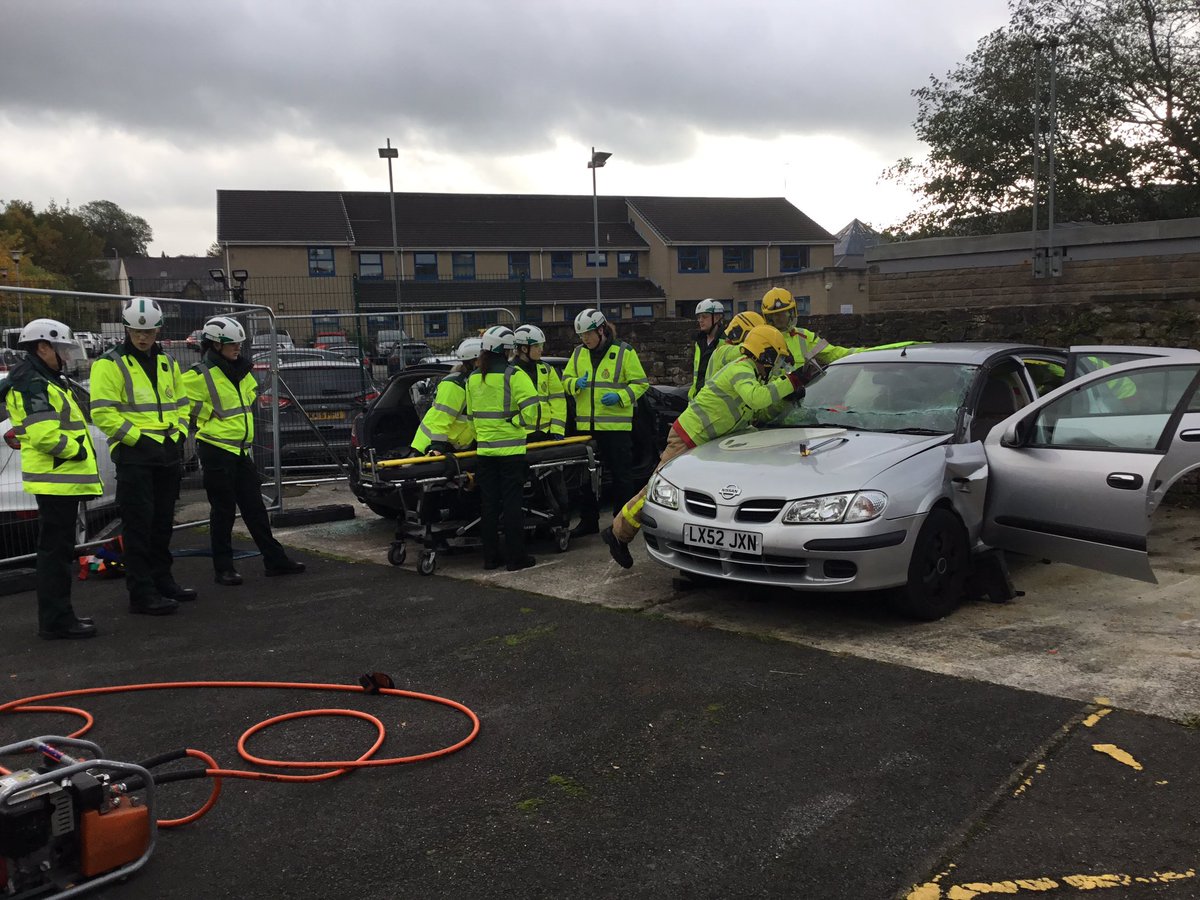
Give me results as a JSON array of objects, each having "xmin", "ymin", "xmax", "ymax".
[{"xmin": 641, "ymin": 342, "xmax": 1200, "ymax": 619}]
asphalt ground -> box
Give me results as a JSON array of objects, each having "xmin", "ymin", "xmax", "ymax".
[{"xmin": 1, "ymin": 534, "xmax": 1198, "ymax": 899}]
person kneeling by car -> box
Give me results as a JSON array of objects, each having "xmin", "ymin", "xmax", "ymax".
[
  {"xmin": 601, "ymin": 325, "xmax": 811, "ymax": 569},
  {"xmin": 182, "ymin": 316, "xmax": 306, "ymax": 586},
  {"xmin": 407, "ymin": 338, "xmax": 481, "ymax": 458}
]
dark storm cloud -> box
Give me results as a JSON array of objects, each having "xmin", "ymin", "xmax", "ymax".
[{"xmin": 2, "ymin": 0, "xmax": 1008, "ymax": 165}]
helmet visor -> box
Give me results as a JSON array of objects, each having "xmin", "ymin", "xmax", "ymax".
[{"xmin": 53, "ymin": 340, "xmax": 84, "ymax": 363}]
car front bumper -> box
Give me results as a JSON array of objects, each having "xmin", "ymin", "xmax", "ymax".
[{"xmin": 641, "ymin": 501, "xmax": 924, "ymax": 591}]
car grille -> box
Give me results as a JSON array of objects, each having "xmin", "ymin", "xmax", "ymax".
[
  {"xmin": 663, "ymin": 540, "xmax": 809, "ymax": 574},
  {"xmin": 683, "ymin": 490, "xmax": 717, "ymax": 519},
  {"xmin": 734, "ymin": 499, "xmax": 785, "ymax": 524}
]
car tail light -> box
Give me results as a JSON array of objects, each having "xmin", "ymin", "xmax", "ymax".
[
  {"xmin": 4, "ymin": 428, "xmax": 20, "ymax": 450},
  {"xmin": 257, "ymin": 394, "xmax": 292, "ymax": 410},
  {"xmin": 357, "ymin": 391, "xmax": 379, "ymax": 404}
]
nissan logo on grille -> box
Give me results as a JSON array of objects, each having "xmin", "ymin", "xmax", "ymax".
[{"xmin": 719, "ymin": 484, "xmax": 742, "ymax": 500}]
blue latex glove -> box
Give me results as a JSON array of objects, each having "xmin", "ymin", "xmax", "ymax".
[
  {"xmin": 575, "ymin": 374, "xmax": 590, "ymax": 390},
  {"xmin": 600, "ymin": 391, "xmax": 621, "ymax": 407}
]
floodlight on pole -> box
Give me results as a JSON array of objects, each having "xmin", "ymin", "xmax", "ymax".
[
  {"xmin": 588, "ymin": 148, "xmax": 611, "ymax": 305},
  {"xmin": 378, "ymin": 139, "xmax": 403, "ymax": 320}
]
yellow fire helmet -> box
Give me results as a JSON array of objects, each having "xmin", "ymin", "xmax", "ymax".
[
  {"xmin": 722, "ymin": 311, "xmax": 765, "ymax": 346},
  {"xmin": 760, "ymin": 287, "xmax": 796, "ymax": 316},
  {"xmin": 740, "ymin": 324, "xmax": 793, "ymax": 372}
]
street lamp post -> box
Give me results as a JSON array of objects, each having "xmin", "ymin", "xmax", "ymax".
[
  {"xmin": 10, "ymin": 250, "xmax": 23, "ymax": 322},
  {"xmin": 378, "ymin": 140, "xmax": 402, "ymax": 330},
  {"xmin": 588, "ymin": 147, "xmax": 612, "ymax": 307}
]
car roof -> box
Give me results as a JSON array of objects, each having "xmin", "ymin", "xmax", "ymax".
[
  {"xmin": 276, "ymin": 359, "xmax": 366, "ymax": 369},
  {"xmin": 838, "ymin": 342, "xmax": 1060, "ymax": 366}
]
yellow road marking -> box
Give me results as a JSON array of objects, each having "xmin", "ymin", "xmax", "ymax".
[
  {"xmin": 1082, "ymin": 708, "xmax": 1112, "ymax": 727},
  {"xmin": 1013, "ymin": 763, "xmax": 1047, "ymax": 797},
  {"xmin": 907, "ymin": 869, "xmax": 1196, "ymax": 898},
  {"xmin": 1092, "ymin": 743, "xmax": 1143, "ymax": 771}
]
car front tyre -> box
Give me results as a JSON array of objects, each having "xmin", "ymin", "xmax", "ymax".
[{"xmin": 889, "ymin": 507, "xmax": 969, "ymax": 621}]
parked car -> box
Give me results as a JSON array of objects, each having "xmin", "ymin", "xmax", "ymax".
[
  {"xmin": 255, "ymin": 360, "xmax": 379, "ymax": 466},
  {"xmin": 250, "ymin": 328, "xmax": 295, "ymax": 352},
  {"xmin": 75, "ymin": 332, "xmax": 102, "ymax": 358},
  {"xmin": 639, "ymin": 342, "xmax": 1200, "ymax": 620},
  {"xmin": 323, "ymin": 343, "xmax": 371, "ymax": 367},
  {"xmin": 250, "ymin": 348, "xmax": 348, "ymax": 373},
  {"xmin": 385, "ymin": 341, "xmax": 434, "ymax": 376}
]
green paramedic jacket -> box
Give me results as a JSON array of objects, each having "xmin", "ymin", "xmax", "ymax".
[
  {"xmin": 182, "ymin": 352, "xmax": 258, "ymax": 455},
  {"xmin": 465, "ymin": 365, "xmax": 540, "ymax": 457},
  {"xmin": 674, "ymin": 356, "xmax": 798, "ymax": 448},
  {"xmin": 522, "ymin": 361, "xmax": 567, "ymax": 439},
  {"xmin": 563, "ymin": 340, "xmax": 649, "ymax": 432},
  {"xmin": 1, "ymin": 357, "xmax": 102, "ymax": 496},
  {"xmin": 89, "ymin": 344, "xmax": 188, "ymax": 457},
  {"xmin": 412, "ymin": 371, "xmax": 474, "ymax": 454}
]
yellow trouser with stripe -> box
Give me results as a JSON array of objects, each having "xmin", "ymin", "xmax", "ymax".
[{"xmin": 612, "ymin": 430, "xmax": 692, "ymax": 543}]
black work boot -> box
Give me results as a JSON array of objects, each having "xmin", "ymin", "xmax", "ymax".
[
  {"xmin": 38, "ymin": 618, "xmax": 98, "ymax": 640},
  {"xmin": 601, "ymin": 527, "xmax": 634, "ymax": 569},
  {"xmin": 130, "ymin": 596, "xmax": 179, "ymax": 616},
  {"xmin": 265, "ymin": 559, "xmax": 307, "ymax": 576},
  {"xmin": 570, "ymin": 520, "xmax": 599, "ymax": 539}
]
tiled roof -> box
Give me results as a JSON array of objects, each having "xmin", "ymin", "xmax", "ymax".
[
  {"xmin": 354, "ymin": 278, "xmax": 665, "ymax": 309},
  {"xmin": 627, "ymin": 196, "xmax": 834, "ymax": 244},
  {"xmin": 217, "ymin": 191, "xmax": 355, "ymax": 244},
  {"xmin": 122, "ymin": 256, "xmax": 224, "ymax": 281}
]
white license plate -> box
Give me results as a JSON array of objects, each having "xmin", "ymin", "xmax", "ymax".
[{"xmin": 683, "ymin": 523, "xmax": 762, "ymax": 555}]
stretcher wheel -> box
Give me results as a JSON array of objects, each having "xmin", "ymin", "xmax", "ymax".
[
  {"xmin": 417, "ymin": 551, "xmax": 437, "ymax": 576},
  {"xmin": 553, "ymin": 528, "xmax": 570, "ymax": 553},
  {"xmin": 388, "ymin": 542, "xmax": 407, "ymax": 567}
]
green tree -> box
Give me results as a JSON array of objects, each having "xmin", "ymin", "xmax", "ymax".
[
  {"xmin": 79, "ymin": 199, "xmax": 153, "ymax": 257},
  {"xmin": 886, "ymin": 0, "xmax": 1200, "ymax": 237}
]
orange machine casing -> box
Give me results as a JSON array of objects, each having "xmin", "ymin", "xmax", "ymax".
[{"xmin": 79, "ymin": 804, "xmax": 151, "ymax": 877}]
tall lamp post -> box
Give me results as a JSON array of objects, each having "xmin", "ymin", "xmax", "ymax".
[
  {"xmin": 378, "ymin": 140, "xmax": 402, "ymax": 329},
  {"xmin": 10, "ymin": 250, "xmax": 23, "ymax": 322},
  {"xmin": 588, "ymin": 148, "xmax": 612, "ymax": 306}
]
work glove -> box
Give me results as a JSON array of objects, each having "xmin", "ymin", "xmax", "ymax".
[
  {"xmin": 429, "ymin": 442, "xmax": 452, "ymax": 455},
  {"xmin": 71, "ymin": 437, "xmax": 88, "ymax": 461},
  {"xmin": 600, "ymin": 391, "xmax": 621, "ymax": 407},
  {"xmin": 575, "ymin": 374, "xmax": 590, "ymax": 391}
]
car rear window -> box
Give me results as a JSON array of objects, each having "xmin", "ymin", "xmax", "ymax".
[{"xmin": 278, "ymin": 366, "xmax": 374, "ymax": 399}]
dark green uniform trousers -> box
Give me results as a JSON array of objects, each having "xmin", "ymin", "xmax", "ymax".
[{"xmin": 35, "ymin": 494, "xmax": 81, "ymax": 632}]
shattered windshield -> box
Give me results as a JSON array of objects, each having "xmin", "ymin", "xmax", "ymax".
[{"xmin": 768, "ymin": 361, "xmax": 977, "ymax": 434}]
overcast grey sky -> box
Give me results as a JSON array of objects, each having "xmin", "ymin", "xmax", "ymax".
[{"xmin": 1, "ymin": 0, "xmax": 1013, "ymax": 255}]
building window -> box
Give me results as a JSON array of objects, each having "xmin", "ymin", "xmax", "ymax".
[
  {"xmin": 551, "ymin": 252, "xmax": 573, "ymax": 279},
  {"xmin": 618, "ymin": 251, "xmax": 638, "ymax": 278},
  {"xmin": 603, "ymin": 305, "xmax": 623, "ymax": 320},
  {"xmin": 308, "ymin": 247, "xmax": 335, "ymax": 277},
  {"xmin": 677, "ymin": 247, "xmax": 708, "ymax": 273},
  {"xmin": 631, "ymin": 304, "xmax": 654, "ymax": 319},
  {"xmin": 424, "ymin": 313, "xmax": 448, "ymax": 338},
  {"xmin": 452, "ymin": 252, "xmax": 475, "ymax": 281},
  {"xmin": 462, "ymin": 311, "xmax": 493, "ymax": 333},
  {"xmin": 522, "ymin": 306, "xmax": 544, "ymax": 323},
  {"xmin": 509, "ymin": 252, "xmax": 531, "ymax": 280},
  {"xmin": 586, "ymin": 251, "xmax": 608, "ymax": 268},
  {"xmin": 313, "ymin": 309, "xmax": 340, "ymax": 329},
  {"xmin": 722, "ymin": 247, "xmax": 753, "ymax": 273},
  {"xmin": 736, "ymin": 300, "xmax": 750, "ymax": 313},
  {"xmin": 562, "ymin": 304, "xmax": 588, "ymax": 322},
  {"xmin": 413, "ymin": 252, "xmax": 438, "ymax": 281},
  {"xmin": 795, "ymin": 295, "xmax": 811, "ymax": 315},
  {"xmin": 358, "ymin": 252, "xmax": 383, "ymax": 280},
  {"xmin": 780, "ymin": 246, "xmax": 809, "ymax": 272}
]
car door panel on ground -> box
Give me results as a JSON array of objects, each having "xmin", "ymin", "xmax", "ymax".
[{"xmin": 983, "ymin": 356, "xmax": 1200, "ymax": 583}]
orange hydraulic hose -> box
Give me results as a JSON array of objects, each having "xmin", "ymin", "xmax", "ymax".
[{"xmin": 0, "ymin": 680, "xmax": 480, "ymax": 827}]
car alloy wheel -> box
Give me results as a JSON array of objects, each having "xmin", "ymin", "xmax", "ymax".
[{"xmin": 890, "ymin": 507, "xmax": 969, "ymax": 621}]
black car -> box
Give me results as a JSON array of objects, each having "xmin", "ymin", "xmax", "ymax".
[
  {"xmin": 385, "ymin": 341, "xmax": 434, "ymax": 377},
  {"xmin": 348, "ymin": 360, "xmax": 688, "ymax": 517},
  {"xmin": 256, "ymin": 361, "xmax": 379, "ymax": 466}
]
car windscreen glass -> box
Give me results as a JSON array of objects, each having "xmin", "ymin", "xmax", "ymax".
[
  {"xmin": 767, "ymin": 362, "xmax": 977, "ymax": 433},
  {"xmin": 277, "ymin": 366, "xmax": 374, "ymax": 400}
]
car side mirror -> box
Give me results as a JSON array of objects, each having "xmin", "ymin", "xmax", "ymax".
[{"xmin": 1000, "ymin": 421, "xmax": 1024, "ymax": 448}]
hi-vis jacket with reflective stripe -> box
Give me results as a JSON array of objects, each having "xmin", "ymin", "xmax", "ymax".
[
  {"xmin": 689, "ymin": 336, "xmax": 725, "ymax": 400},
  {"xmin": 89, "ymin": 345, "xmax": 187, "ymax": 454},
  {"xmin": 1, "ymin": 358, "xmax": 102, "ymax": 496},
  {"xmin": 704, "ymin": 341, "xmax": 744, "ymax": 385},
  {"xmin": 412, "ymin": 372, "xmax": 474, "ymax": 454},
  {"xmin": 563, "ymin": 340, "xmax": 649, "ymax": 432},
  {"xmin": 784, "ymin": 328, "xmax": 917, "ymax": 369},
  {"xmin": 675, "ymin": 356, "xmax": 798, "ymax": 447},
  {"xmin": 182, "ymin": 353, "xmax": 257, "ymax": 455},
  {"xmin": 465, "ymin": 365, "xmax": 539, "ymax": 457},
  {"xmin": 519, "ymin": 361, "xmax": 567, "ymax": 438}
]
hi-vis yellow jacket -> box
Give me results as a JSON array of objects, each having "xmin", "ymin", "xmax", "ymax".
[
  {"xmin": 563, "ymin": 340, "xmax": 648, "ymax": 432},
  {"xmin": 89, "ymin": 344, "xmax": 187, "ymax": 454},
  {"xmin": 182, "ymin": 353, "xmax": 258, "ymax": 455}
]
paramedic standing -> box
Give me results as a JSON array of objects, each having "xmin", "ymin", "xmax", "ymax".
[
  {"xmin": 90, "ymin": 298, "xmax": 194, "ymax": 616},
  {"xmin": 2, "ymin": 319, "xmax": 101, "ymax": 639},
  {"xmin": 466, "ymin": 325, "xmax": 540, "ymax": 572},
  {"xmin": 689, "ymin": 298, "xmax": 726, "ymax": 399},
  {"xmin": 562, "ymin": 309, "xmax": 648, "ymax": 537},
  {"xmin": 182, "ymin": 316, "xmax": 307, "ymax": 586}
]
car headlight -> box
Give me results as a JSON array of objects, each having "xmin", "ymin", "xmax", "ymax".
[
  {"xmin": 782, "ymin": 491, "xmax": 887, "ymax": 524},
  {"xmin": 647, "ymin": 473, "xmax": 680, "ymax": 510}
]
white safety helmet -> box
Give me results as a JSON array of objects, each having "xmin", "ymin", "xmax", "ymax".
[
  {"xmin": 121, "ymin": 297, "xmax": 164, "ymax": 329},
  {"xmin": 574, "ymin": 308, "xmax": 607, "ymax": 335},
  {"xmin": 695, "ymin": 298, "xmax": 725, "ymax": 317},
  {"xmin": 456, "ymin": 337, "xmax": 483, "ymax": 361},
  {"xmin": 202, "ymin": 316, "xmax": 247, "ymax": 345},
  {"xmin": 18, "ymin": 318, "xmax": 79, "ymax": 358},
  {"xmin": 480, "ymin": 325, "xmax": 516, "ymax": 353},
  {"xmin": 513, "ymin": 324, "xmax": 546, "ymax": 347}
]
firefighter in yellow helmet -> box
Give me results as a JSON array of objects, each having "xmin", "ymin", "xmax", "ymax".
[
  {"xmin": 602, "ymin": 325, "xmax": 809, "ymax": 568},
  {"xmin": 761, "ymin": 286, "xmax": 915, "ymax": 367},
  {"xmin": 704, "ymin": 310, "xmax": 764, "ymax": 384}
]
